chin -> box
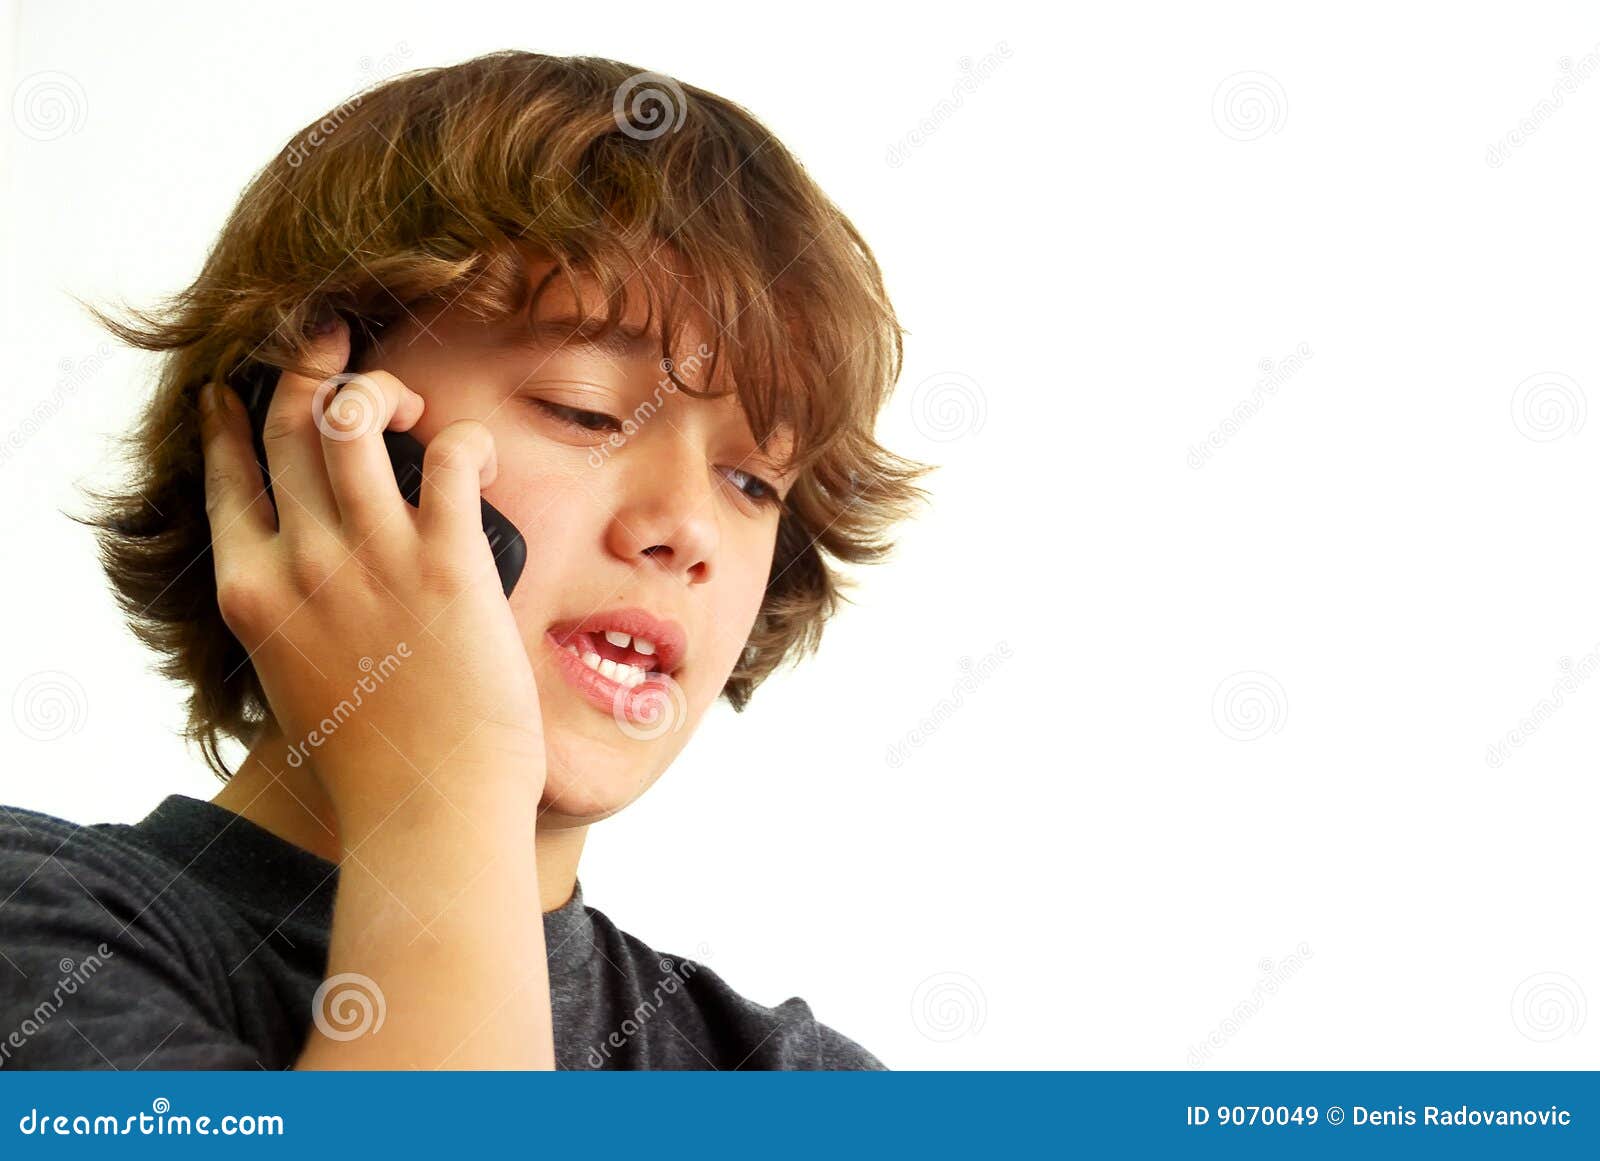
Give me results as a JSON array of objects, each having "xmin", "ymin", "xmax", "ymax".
[{"xmin": 534, "ymin": 735, "xmax": 673, "ymax": 826}]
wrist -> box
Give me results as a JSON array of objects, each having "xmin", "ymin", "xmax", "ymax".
[{"xmin": 323, "ymin": 760, "xmax": 544, "ymax": 849}]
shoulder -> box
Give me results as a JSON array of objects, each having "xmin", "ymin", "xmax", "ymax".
[
  {"xmin": 0, "ymin": 800, "xmax": 179, "ymax": 906},
  {"xmin": 590, "ymin": 909, "xmax": 887, "ymax": 1070},
  {"xmin": 0, "ymin": 801, "xmax": 262, "ymax": 1069},
  {"xmin": 761, "ymin": 993, "xmax": 888, "ymax": 1070}
]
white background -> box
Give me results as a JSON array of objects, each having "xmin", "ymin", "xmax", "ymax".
[{"xmin": 3, "ymin": 0, "xmax": 1597, "ymax": 1070}]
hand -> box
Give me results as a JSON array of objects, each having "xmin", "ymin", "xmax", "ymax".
[{"xmin": 198, "ymin": 318, "xmax": 546, "ymax": 832}]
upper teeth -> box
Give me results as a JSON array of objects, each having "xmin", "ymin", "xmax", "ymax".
[
  {"xmin": 568, "ymin": 646, "xmax": 653, "ymax": 687},
  {"xmin": 603, "ymin": 629, "xmax": 657, "ymax": 656}
]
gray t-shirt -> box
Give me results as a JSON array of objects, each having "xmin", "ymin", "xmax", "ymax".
[{"xmin": 0, "ymin": 796, "xmax": 884, "ymax": 1070}]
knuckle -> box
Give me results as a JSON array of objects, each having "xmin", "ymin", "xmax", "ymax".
[
  {"xmin": 346, "ymin": 542, "xmax": 397, "ymax": 592},
  {"xmin": 350, "ymin": 368, "xmax": 405, "ymax": 400},
  {"xmin": 283, "ymin": 538, "xmax": 336, "ymax": 596},
  {"xmin": 428, "ymin": 419, "xmax": 493, "ymax": 466},
  {"xmin": 214, "ymin": 571, "xmax": 269, "ymax": 637}
]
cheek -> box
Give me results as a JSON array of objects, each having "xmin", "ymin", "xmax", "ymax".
[
  {"xmin": 704, "ymin": 534, "xmax": 778, "ymax": 668},
  {"xmin": 486, "ymin": 467, "xmax": 590, "ymax": 616}
]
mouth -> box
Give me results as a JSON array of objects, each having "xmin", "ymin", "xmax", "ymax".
[{"xmin": 545, "ymin": 608, "xmax": 687, "ymax": 710}]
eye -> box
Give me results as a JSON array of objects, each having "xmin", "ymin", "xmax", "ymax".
[
  {"xmin": 531, "ymin": 400, "xmax": 622, "ymax": 433},
  {"xmin": 723, "ymin": 466, "xmax": 782, "ymax": 509},
  {"xmin": 533, "ymin": 399, "xmax": 783, "ymax": 509}
]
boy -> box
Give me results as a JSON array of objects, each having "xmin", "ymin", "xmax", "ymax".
[{"xmin": 0, "ymin": 50, "xmax": 929, "ymax": 1070}]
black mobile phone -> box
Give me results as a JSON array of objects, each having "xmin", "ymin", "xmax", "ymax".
[{"xmin": 239, "ymin": 372, "xmax": 527, "ymax": 599}]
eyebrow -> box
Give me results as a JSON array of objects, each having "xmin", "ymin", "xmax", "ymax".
[
  {"xmin": 514, "ymin": 314, "xmax": 662, "ymax": 363},
  {"xmin": 508, "ymin": 313, "xmax": 795, "ymax": 470}
]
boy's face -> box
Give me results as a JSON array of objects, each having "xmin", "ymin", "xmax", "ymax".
[{"xmin": 354, "ymin": 261, "xmax": 795, "ymax": 827}]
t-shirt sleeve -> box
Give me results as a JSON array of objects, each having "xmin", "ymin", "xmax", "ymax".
[
  {"xmin": 0, "ymin": 806, "xmax": 261, "ymax": 1070},
  {"xmin": 815, "ymin": 1019, "xmax": 888, "ymax": 1070},
  {"xmin": 763, "ymin": 996, "xmax": 888, "ymax": 1070}
]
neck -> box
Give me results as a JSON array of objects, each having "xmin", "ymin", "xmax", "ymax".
[{"xmin": 209, "ymin": 723, "xmax": 587, "ymax": 913}]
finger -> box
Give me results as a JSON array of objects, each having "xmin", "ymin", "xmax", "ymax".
[
  {"xmin": 317, "ymin": 368, "xmax": 426, "ymax": 537},
  {"xmin": 416, "ymin": 419, "xmax": 498, "ymax": 549},
  {"xmin": 262, "ymin": 315, "xmax": 350, "ymax": 532},
  {"xmin": 199, "ymin": 380, "xmax": 276, "ymax": 557}
]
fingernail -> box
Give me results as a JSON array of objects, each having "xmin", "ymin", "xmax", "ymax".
[
  {"xmin": 310, "ymin": 305, "xmax": 339, "ymax": 336},
  {"xmin": 199, "ymin": 382, "xmax": 218, "ymax": 416}
]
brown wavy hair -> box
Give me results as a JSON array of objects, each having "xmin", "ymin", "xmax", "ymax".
[{"xmin": 74, "ymin": 50, "xmax": 933, "ymax": 780}]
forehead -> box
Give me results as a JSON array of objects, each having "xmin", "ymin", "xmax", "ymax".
[{"xmin": 517, "ymin": 255, "xmax": 723, "ymax": 377}]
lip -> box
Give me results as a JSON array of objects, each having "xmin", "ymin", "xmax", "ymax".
[
  {"xmin": 546, "ymin": 607, "xmax": 687, "ymax": 676},
  {"xmin": 544, "ymin": 630, "xmax": 680, "ymax": 721}
]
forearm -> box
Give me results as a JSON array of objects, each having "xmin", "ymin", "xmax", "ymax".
[{"xmin": 294, "ymin": 776, "xmax": 553, "ymax": 1070}]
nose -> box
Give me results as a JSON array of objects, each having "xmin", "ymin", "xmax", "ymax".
[{"xmin": 603, "ymin": 431, "xmax": 718, "ymax": 584}]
